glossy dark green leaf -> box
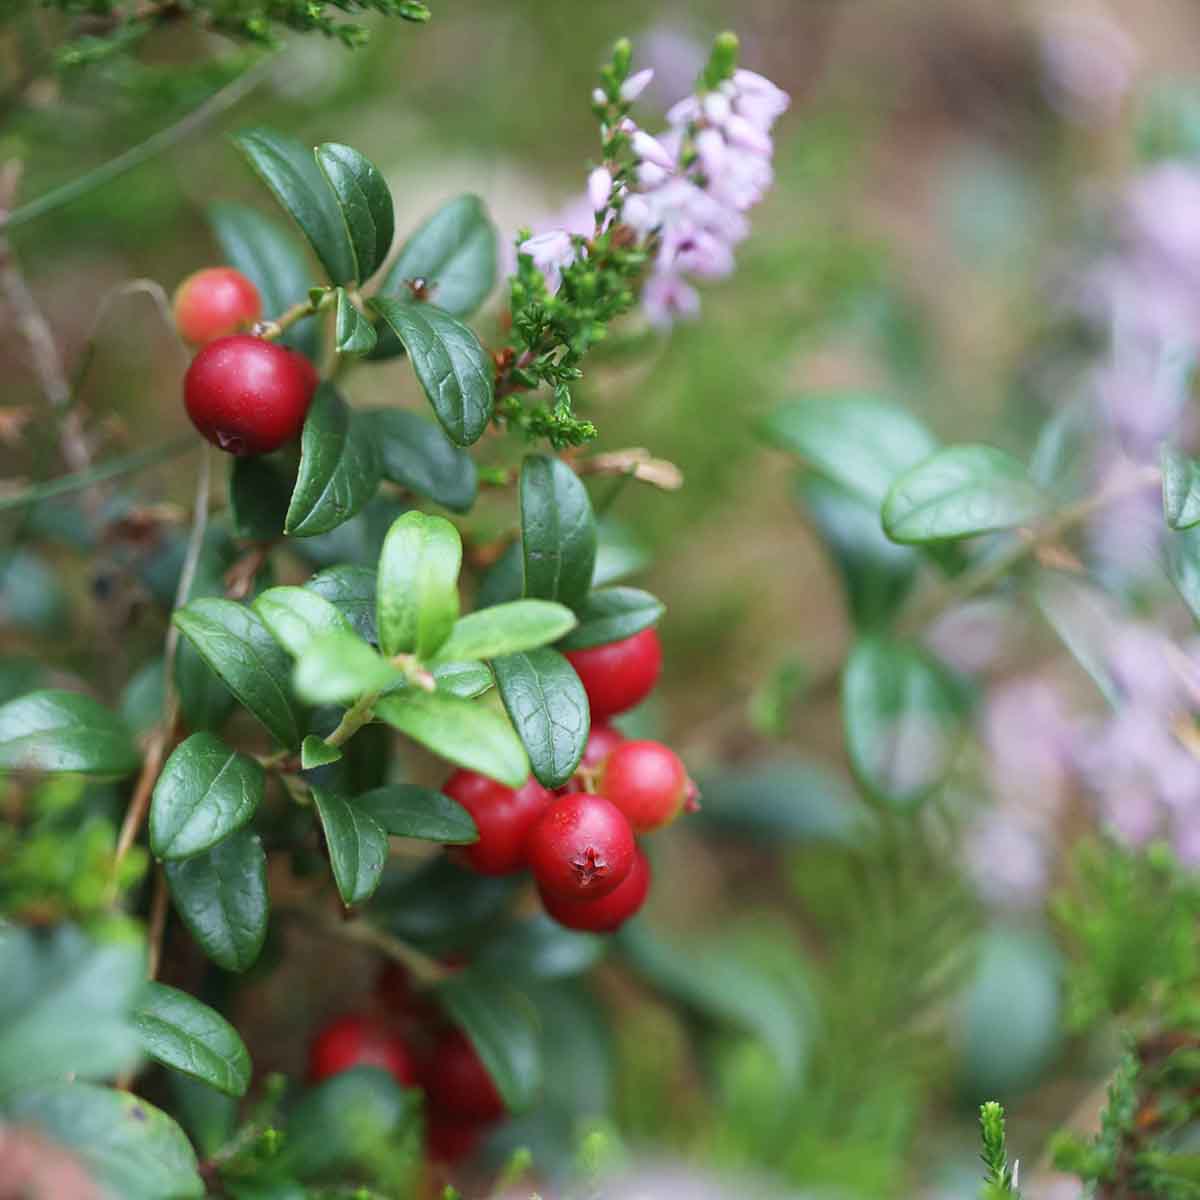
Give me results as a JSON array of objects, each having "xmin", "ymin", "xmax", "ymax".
[
  {"xmin": 882, "ymin": 445, "xmax": 1044, "ymax": 544},
  {"xmin": 493, "ymin": 649, "xmax": 588, "ymax": 790},
  {"xmin": 254, "ymin": 586, "xmax": 354, "ymax": 660},
  {"xmin": 842, "ymin": 635, "xmax": 967, "ymax": 808},
  {"xmin": 376, "ymin": 510, "xmax": 462, "ymax": 659},
  {"xmin": 556, "ymin": 587, "xmax": 664, "ymax": 650},
  {"xmin": 229, "ymin": 456, "xmax": 294, "ymax": 542},
  {"xmin": 149, "ymin": 733, "xmax": 263, "ymax": 861},
  {"xmin": 172, "ymin": 530, "xmax": 237, "ymax": 733},
  {"xmin": 293, "ymin": 631, "xmax": 402, "ymax": 705},
  {"xmin": 474, "ymin": 914, "xmax": 605, "ymax": 981},
  {"xmin": 288, "ymin": 496, "xmax": 405, "ymax": 571},
  {"xmin": 315, "ymin": 143, "xmax": 394, "ymax": 282},
  {"xmin": 520, "ymin": 455, "xmax": 597, "ymax": 610},
  {"xmin": 301, "ymin": 734, "xmax": 342, "ymax": 769},
  {"xmin": 334, "ymin": 287, "xmax": 377, "ymax": 356},
  {"xmin": 173, "ymin": 598, "xmax": 302, "ymax": 749},
  {"xmin": 164, "ymin": 829, "xmax": 269, "ymax": 972},
  {"xmin": 0, "ymin": 924, "xmax": 144, "ymax": 1096},
  {"xmin": 375, "ymin": 691, "xmax": 528, "ymax": 787},
  {"xmin": 436, "ymin": 969, "xmax": 542, "ymax": 1112},
  {"xmin": 286, "ymin": 384, "xmax": 383, "ymax": 538},
  {"xmin": 355, "ymin": 783, "xmax": 477, "ymax": 843},
  {"xmin": 209, "ymin": 201, "xmax": 320, "ymax": 360},
  {"xmin": 132, "ymin": 981, "xmax": 251, "ymax": 1097},
  {"xmin": 371, "ymin": 298, "xmax": 493, "ymax": 446},
  {"xmin": 1163, "ymin": 444, "xmax": 1200, "ymax": 530},
  {"xmin": 233, "ymin": 128, "xmax": 356, "ymax": 284},
  {"xmin": 304, "ymin": 565, "xmax": 377, "ymax": 643},
  {"xmin": 433, "ymin": 600, "xmax": 576, "ymax": 664},
  {"xmin": 367, "ymin": 408, "xmax": 477, "ymax": 512},
  {"xmin": 6, "ymin": 1083, "xmax": 203, "ymax": 1199},
  {"xmin": 762, "ymin": 393, "xmax": 938, "ymax": 505},
  {"xmin": 312, "ymin": 787, "xmax": 389, "ymax": 906},
  {"xmin": 431, "ymin": 659, "xmax": 493, "ymax": 698},
  {"xmin": 169, "ymin": 1074, "xmax": 237, "ymax": 1160},
  {"xmin": 0, "ymin": 689, "xmax": 139, "ymax": 777}
]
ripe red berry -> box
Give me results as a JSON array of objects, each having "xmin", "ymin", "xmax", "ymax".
[
  {"xmin": 600, "ymin": 739, "xmax": 692, "ymax": 833},
  {"xmin": 443, "ymin": 770, "xmax": 552, "ymax": 875},
  {"xmin": 561, "ymin": 722, "xmax": 624, "ymax": 793},
  {"xmin": 173, "ymin": 267, "xmax": 262, "ymax": 346},
  {"xmin": 540, "ymin": 847, "xmax": 651, "ymax": 932},
  {"xmin": 424, "ymin": 1028, "xmax": 505, "ymax": 1122},
  {"xmin": 308, "ymin": 1013, "xmax": 417, "ymax": 1086},
  {"xmin": 526, "ymin": 792, "xmax": 637, "ymax": 901},
  {"xmin": 426, "ymin": 1114, "xmax": 485, "ymax": 1164},
  {"xmin": 564, "ymin": 628, "xmax": 662, "ymax": 720},
  {"xmin": 183, "ymin": 334, "xmax": 318, "ymax": 456}
]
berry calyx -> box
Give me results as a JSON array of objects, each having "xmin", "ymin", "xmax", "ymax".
[
  {"xmin": 600, "ymin": 739, "xmax": 693, "ymax": 833},
  {"xmin": 564, "ymin": 627, "xmax": 662, "ymax": 719},
  {"xmin": 442, "ymin": 770, "xmax": 552, "ymax": 875},
  {"xmin": 173, "ymin": 267, "xmax": 262, "ymax": 346},
  {"xmin": 540, "ymin": 847, "xmax": 651, "ymax": 932},
  {"xmin": 424, "ymin": 1028, "xmax": 505, "ymax": 1122},
  {"xmin": 561, "ymin": 722, "xmax": 625, "ymax": 793},
  {"xmin": 526, "ymin": 792, "xmax": 637, "ymax": 900},
  {"xmin": 183, "ymin": 334, "xmax": 318, "ymax": 456},
  {"xmin": 308, "ymin": 1013, "xmax": 417, "ymax": 1086}
]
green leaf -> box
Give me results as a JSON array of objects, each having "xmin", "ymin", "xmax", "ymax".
[
  {"xmin": 1163, "ymin": 444, "xmax": 1200, "ymax": 530},
  {"xmin": 433, "ymin": 600, "xmax": 577, "ymax": 664},
  {"xmin": 1034, "ymin": 572, "xmax": 1120, "ymax": 707},
  {"xmin": 304, "ymin": 565, "xmax": 377, "ymax": 643},
  {"xmin": 149, "ymin": 733, "xmax": 263, "ymax": 861},
  {"xmin": 377, "ymin": 194, "xmax": 496, "ymax": 318},
  {"xmin": 172, "ymin": 530, "xmax": 237, "ymax": 734},
  {"xmin": 233, "ymin": 128, "xmax": 356, "ymax": 284},
  {"xmin": 366, "ymin": 409, "xmax": 477, "ymax": 512},
  {"xmin": 0, "ymin": 925, "xmax": 144, "ymax": 1097},
  {"xmin": 164, "ymin": 828, "xmax": 269, "ymax": 972},
  {"xmin": 229, "ymin": 456, "xmax": 294, "ymax": 542},
  {"xmin": 334, "ymin": 286, "xmax": 378, "ymax": 356},
  {"xmin": 842, "ymin": 635, "xmax": 967, "ymax": 808},
  {"xmin": 431, "ymin": 659, "xmax": 493, "ymax": 698},
  {"xmin": 301, "ymin": 734, "xmax": 342, "ymax": 769},
  {"xmin": 375, "ymin": 691, "xmax": 528, "ymax": 787},
  {"xmin": 293, "ymin": 631, "xmax": 402, "ymax": 705},
  {"xmin": 173, "ymin": 598, "xmax": 302, "ymax": 749},
  {"xmin": 254, "ymin": 585, "xmax": 354, "ymax": 659},
  {"xmin": 436, "ymin": 969, "xmax": 542, "ymax": 1112},
  {"xmin": 169, "ymin": 1074, "xmax": 237, "ymax": 1159},
  {"xmin": 371, "ymin": 298, "xmax": 493, "ymax": 446},
  {"xmin": 762, "ymin": 393, "xmax": 939, "ymax": 505},
  {"xmin": 286, "ymin": 384, "xmax": 383, "ymax": 538},
  {"xmin": 312, "ymin": 787, "xmax": 390, "ymax": 906},
  {"xmin": 1167, "ymin": 526, "xmax": 1200, "ymax": 626},
  {"xmin": 882, "ymin": 445, "xmax": 1044, "ymax": 544},
  {"xmin": 376, "ymin": 510, "xmax": 462, "ymax": 659},
  {"xmin": 132, "ymin": 981, "xmax": 252, "ymax": 1097},
  {"xmin": 493, "ymin": 649, "xmax": 588, "ymax": 790},
  {"xmin": 474, "ymin": 914, "xmax": 605, "ymax": 982},
  {"xmin": 556, "ymin": 587, "xmax": 663, "ymax": 650},
  {"xmin": 478, "ymin": 539, "xmax": 524, "ymax": 609},
  {"xmin": 315, "ymin": 143, "xmax": 395, "ymax": 283},
  {"xmin": 0, "ymin": 689, "xmax": 139, "ymax": 777},
  {"xmin": 6, "ymin": 1083, "xmax": 203, "ymax": 1200},
  {"xmin": 209, "ymin": 201, "xmax": 320, "ymax": 360},
  {"xmin": 354, "ymin": 783, "xmax": 478, "ymax": 843},
  {"xmin": 520, "ymin": 455, "xmax": 597, "ymax": 610}
]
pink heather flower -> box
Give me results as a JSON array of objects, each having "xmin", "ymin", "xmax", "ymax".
[
  {"xmin": 631, "ymin": 129, "xmax": 676, "ymax": 171},
  {"xmin": 724, "ymin": 113, "xmax": 773, "ymax": 156},
  {"xmin": 642, "ymin": 273, "xmax": 700, "ymax": 328},
  {"xmin": 965, "ymin": 809, "xmax": 1050, "ymax": 910},
  {"xmin": 1039, "ymin": 10, "xmax": 1137, "ymax": 128},
  {"xmin": 666, "ymin": 95, "xmax": 701, "ymax": 127},
  {"xmin": 983, "ymin": 677, "xmax": 1074, "ymax": 820},
  {"xmin": 587, "ymin": 167, "xmax": 613, "ymax": 213},
  {"xmin": 695, "ymin": 128, "xmax": 726, "ymax": 176},
  {"xmin": 591, "ymin": 87, "xmax": 606, "ymax": 107},
  {"xmin": 518, "ymin": 229, "xmax": 576, "ymax": 294},
  {"xmin": 620, "ymin": 68, "xmax": 654, "ymax": 103},
  {"xmin": 1122, "ymin": 163, "xmax": 1200, "ymax": 283},
  {"xmin": 701, "ymin": 90, "xmax": 732, "ymax": 124}
]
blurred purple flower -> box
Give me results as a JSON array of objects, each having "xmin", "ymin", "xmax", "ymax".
[
  {"xmin": 965, "ymin": 809, "xmax": 1051, "ymax": 910},
  {"xmin": 620, "ymin": 67, "xmax": 655, "ymax": 103},
  {"xmin": 924, "ymin": 599, "xmax": 1023, "ymax": 677},
  {"xmin": 1039, "ymin": 10, "xmax": 1137, "ymax": 127},
  {"xmin": 983, "ymin": 677, "xmax": 1075, "ymax": 817}
]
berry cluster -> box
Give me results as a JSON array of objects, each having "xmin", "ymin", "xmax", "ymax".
[
  {"xmin": 446, "ymin": 626, "xmax": 695, "ymax": 933},
  {"xmin": 173, "ymin": 267, "xmax": 317, "ymax": 456}
]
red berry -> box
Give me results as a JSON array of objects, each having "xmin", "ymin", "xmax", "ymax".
[
  {"xmin": 526, "ymin": 792, "xmax": 636, "ymax": 901},
  {"xmin": 443, "ymin": 770, "xmax": 552, "ymax": 875},
  {"xmin": 600, "ymin": 739, "xmax": 692, "ymax": 833},
  {"xmin": 183, "ymin": 334, "xmax": 318, "ymax": 456},
  {"xmin": 424, "ymin": 1029, "xmax": 505, "ymax": 1122},
  {"xmin": 173, "ymin": 267, "xmax": 262, "ymax": 346},
  {"xmin": 564, "ymin": 628, "xmax": 662, "ymax": 719},
  {"xmin": 426, "ymin": 1114, "xmax": 485, "ymax": 1164},
  {"xmin": 308, "ymin": 1013, "xmax": 417, "ymax": 1086},
  {"xmin": 561, "ymin": 723, "xmax": 626, "ymax": 793},
  {"xmin": 540, "ymin": 847, "xmax": 651, "ymax": 932}
]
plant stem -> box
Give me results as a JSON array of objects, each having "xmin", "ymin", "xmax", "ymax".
[
  {"xmin": 296, "ymin": 904, "xmax": 450, "ymax": 986},
  {"xmin": 325, "ymin": 691, "xmax": 380, "ymax": 748},
  {"xmin": 256, "ymin": 289, "xmax": 332, "ymax": 340}
]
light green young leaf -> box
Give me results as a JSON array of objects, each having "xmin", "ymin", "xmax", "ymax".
[
  {"xmin": 293, "ymin": 631, "xmax": 403, "ymax": 706},
  {"xmin": 432, "ymin": 600, "xmax": 577, "ymax": 664},
  {"xmin": 376, "ymin": 510, "xmax": 462, "ymax": 659},
  {"xmin": 254, "ymin": 586, "xmax": 354, "ymax": 659}
]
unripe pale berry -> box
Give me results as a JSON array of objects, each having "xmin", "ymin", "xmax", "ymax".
[
  {"xmin": 600, "ymin": 739, "xmax": 693, "ymax": 833},
  {"xmin": 308, "ymin": 1013, "xmax": 417, "ymax": 1086},
  {"xmin": 540, "ymin": 847, "xmax": 650, "ymax": 932},
  {"xmin": 442, "ymin": 770, "xmax": 552, "ymax": 875},
  {"xmin": 526, "ymin": 792, "xmax": 637, "ymax": 901},
  {"xmin": 424, "ymin": 1028, "xmax": 505, "ymax": 1121},
  {"xmin": 183, "ymin": 334, "xmax": 317, "ymax": 455},
  {"xmin": 173, "ymin": 267, "xmax": 262, "ymax": 346},
  {"xmin": 564, "ymin": 628, "xmax": 662, "ymax": 719}
]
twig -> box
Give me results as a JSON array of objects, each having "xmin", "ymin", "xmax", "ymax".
[{"xmin": 145, "ymin": 868, "xmax": 169, "ymax": 980}]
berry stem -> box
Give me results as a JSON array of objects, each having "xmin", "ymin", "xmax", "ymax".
[
  {"xmin": 324, "ymin": 691, "xmax": 380, "ymax": 748},
  {"xmin": 255, "ymin": 288, "xmax": 335, "ymax": 340}
]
